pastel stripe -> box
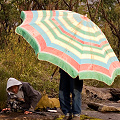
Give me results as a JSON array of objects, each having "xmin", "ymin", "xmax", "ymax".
[
  {"xmin": 15, "ymin": 10, "xmax": 120, "ymax": 85},
  {"xmin": 54, "ymin": 11, "xmax": 106, "ymax": 44},
  {"xmin": 19, "ymin": 13, "xmax": 118, "ymax": 68},
  {"xmin": 18, "ymin": 24, "xmax": 118, "ymax": 70},
  {"xmin": 34, "ymin": 20, "xmax": 116, "ymax": 63}
]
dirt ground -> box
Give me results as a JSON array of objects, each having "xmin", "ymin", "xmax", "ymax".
[
  {"xmin": 0, "ymin": 93, "xmax": 120, "ymax": 120},
  {"xmin": 0, "ymin": 102, "xmax": 120, "ymax": 120},
  {"xmin": 81, "ymin": 102, "xmax": 120, "ymax": 120}
]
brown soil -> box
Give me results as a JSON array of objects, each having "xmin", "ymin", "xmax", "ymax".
[
  {"xmin": 0, "ymin": 101, "xmax": 120, "ymax": 120},
  {"xmin": 0, "ymin": 92, "xmax": 120, "ymax": 120},
  {"xmin": 81, "ymin": 92, "xmax": 120, "ymax": 120},
  {"xmin": 81, "ymin": 102, "xmax": 120, "ymax": 120}
]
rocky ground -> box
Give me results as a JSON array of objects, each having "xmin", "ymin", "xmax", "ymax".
[
  {"xmin": 0, "ymin": 86, "xmax": 120, "ymax": 120},
  {"xmin": 0, "ymin": 102, "xmax": 120, "ymax": 120},
  {"xmin": 81, "ymin": 102, "xmax": 120, "ymax": 120}
]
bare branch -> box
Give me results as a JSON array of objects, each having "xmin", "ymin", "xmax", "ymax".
[
  {"xmin": 74, "ymin": 0, "xmax": 79, "ymax": 12},
  {"xmin": 110, "ymin": 26, "xmax": 117, "ymax": 36},
  {"xmin": 63, "ymin": 0, "xmax": 69, "ymax": 8},
  {"xmin": 86, "ymin": 0, "xmax": 93, "ymax": 21},
  {"xmin": 34, "ymin": 0, "xmax": 43, "ymax": 10},
  {"xmin": 101, "ymin": 1, "xmax": 120, "ymax": 39},
  {"xmin": 93, "ymin": 0, "xmax": 101, "ymax": 20}
]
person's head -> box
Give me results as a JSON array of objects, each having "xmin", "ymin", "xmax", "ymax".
[
  {"xmin": 8, "ymin": 85, "xmax": 19, "ymax": 94},
  {"xmin": 7, "ymin": 78, "xmax": 22, "ymax": 94}
]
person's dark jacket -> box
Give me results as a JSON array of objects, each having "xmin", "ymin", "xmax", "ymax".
[
  {"xmin": 21, "ymin": 82, "xmax": 41, "ymax": 111},
  {"xmin": 7, "ymin": 78, "xmax": 41, "ymax": 111}
]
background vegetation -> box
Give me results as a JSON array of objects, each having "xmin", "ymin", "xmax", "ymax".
[{"xmin": 0, "ymin": 0, "xmax": 120, "ymax": 109}]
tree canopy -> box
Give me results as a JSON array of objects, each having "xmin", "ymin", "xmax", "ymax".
[{"xmin": 0, "ymin": 0, "xmax": 120, "ymax": 104}]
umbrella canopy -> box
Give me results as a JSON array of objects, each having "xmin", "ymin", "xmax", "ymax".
[{"xmin": 15, "ymin": 10, "xmax": 120, "ymax": 85}]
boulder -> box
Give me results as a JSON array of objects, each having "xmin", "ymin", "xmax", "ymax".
[{"xmin": 82, "ymin": 85, "xmax": 120, "ymax": 101}]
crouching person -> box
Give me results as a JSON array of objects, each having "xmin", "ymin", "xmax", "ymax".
[{"xmin": 2, "ymin": 78, "xmax": 41, "ymax": 114}]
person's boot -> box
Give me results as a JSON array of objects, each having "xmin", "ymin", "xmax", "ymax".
[{"xmin": 61, "ymin": 113, "xmax": 72, "ymax": 120}]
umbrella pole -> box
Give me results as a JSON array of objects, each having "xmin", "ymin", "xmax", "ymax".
[{"xmin": 51, "ymin": 66, "xmax": 58, "ymax": 79}]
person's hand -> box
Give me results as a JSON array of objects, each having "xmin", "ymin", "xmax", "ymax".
[
  {"xmin": 2, "ymin": 108, "xmax": 11, "ymax": 112},
  {"xmin": 24, "ymin": 111, "xmax": 32, "ymax": 114}
]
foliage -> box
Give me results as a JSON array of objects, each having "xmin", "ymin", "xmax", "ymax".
[
  {"xmin": 80, "ymin": 115, "xmax": 102, "ymax": 120},
  {"xmin": 0, "ymin": 81, "xmax": 7, "ymax": 110},
  {"xmin": 85, "ymin": 0, "xmax": 120, "ymax": 58},
  {"xmin": 0, "ymin": 33, "xmax": 60, "ymax": 94},
  {"xmin": 0, "ymin": 0, "xmax": 120, "ymax": 110},
  {"xmin": 55, "ymin": 115, "xmax": 102, "ymax": 120}
]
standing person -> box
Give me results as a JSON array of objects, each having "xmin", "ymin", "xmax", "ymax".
[
  {"xmin": 59, "ymin": 69, "xmax": 83, "ymax": 120},
  {"xmin": 2, "ymin": 78, "xmax": 41, "ymax": 114}
]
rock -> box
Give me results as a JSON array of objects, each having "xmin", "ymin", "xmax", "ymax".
[
  {"xmin": 82, "ymin": 85, "xmax": 112, "ymax": 100},
  {"xmin": 100, "ymin": 105, "xmax": 120, "ymax": 112},
  {"xmin": 82, "ymin": 85, "xmax": 120, "ymax": 101},
  {"xmin": 87, "ymin": 102, "xmax": 120, "ymax": 112},
  {"xmin": 109, "ymin": 88, "xmax": 120, "ymax": 101}
]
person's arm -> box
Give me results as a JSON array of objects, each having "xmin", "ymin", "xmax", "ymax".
[{"xmin": 22, "ymin": 82, "xmax": 41, "ymax": 112}]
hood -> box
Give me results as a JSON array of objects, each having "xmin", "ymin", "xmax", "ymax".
[{"xmin": 7, "ymin": 78, "xmax": 22, "ymax": 92}]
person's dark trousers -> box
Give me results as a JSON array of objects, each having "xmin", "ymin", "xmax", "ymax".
[{"xmin": 59, "ymin": 69, "xmax": 83, "ymax": 116}]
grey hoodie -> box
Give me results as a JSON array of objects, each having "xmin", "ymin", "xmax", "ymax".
[{"xmin": 7, "ymin": 78, "xmax": 41, "ymax": 111}]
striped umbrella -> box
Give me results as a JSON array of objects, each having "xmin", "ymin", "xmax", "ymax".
[{"xmin": 15, "ymin": 10, "xmax": 120, "ymax": 85}]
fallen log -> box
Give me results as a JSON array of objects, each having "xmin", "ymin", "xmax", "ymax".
[{"xmin": 87, "ymin": 102, "xmax": 120, "ymax": 112}]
